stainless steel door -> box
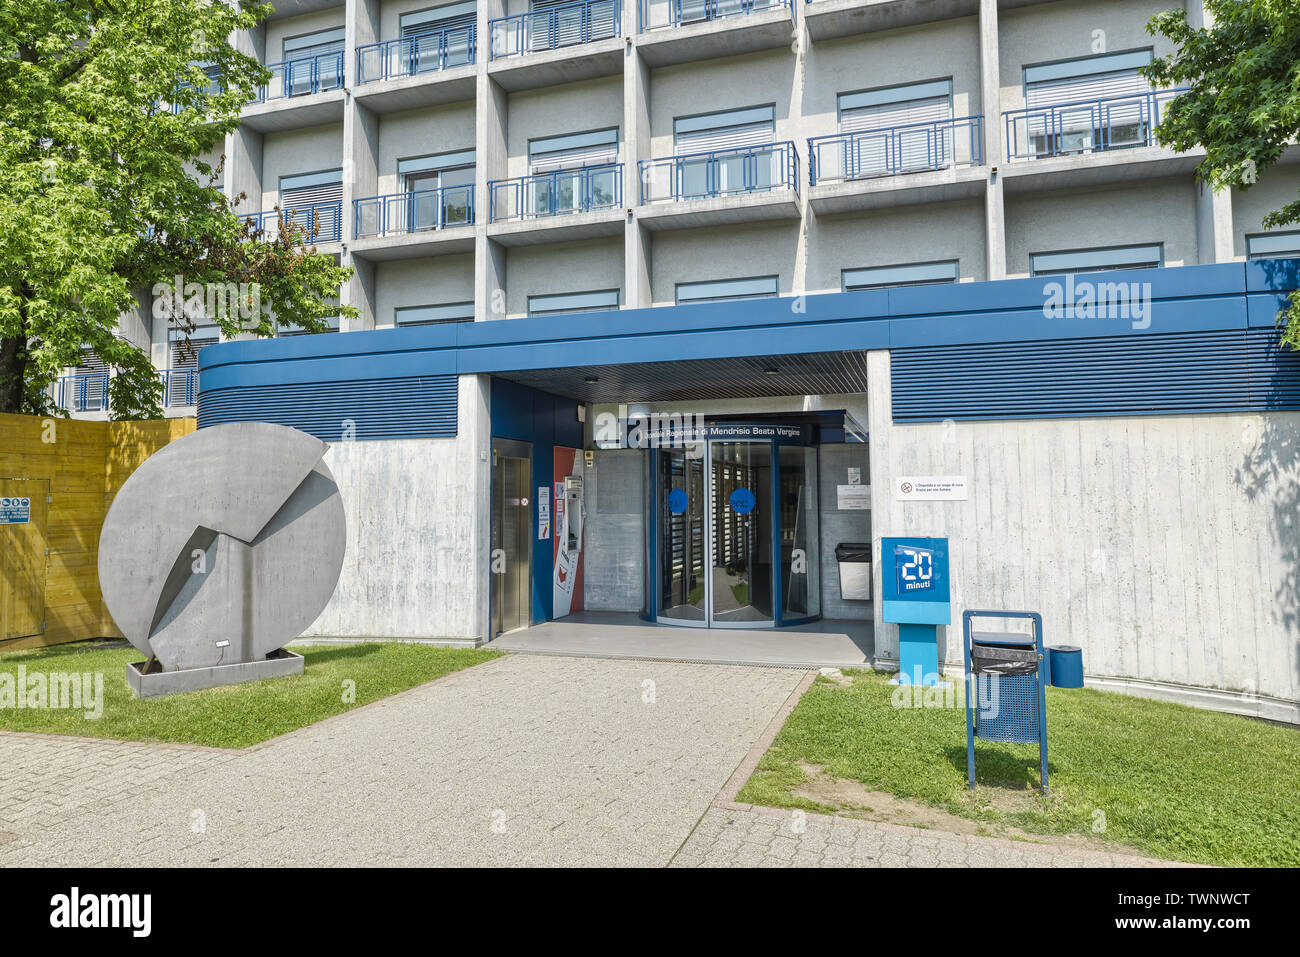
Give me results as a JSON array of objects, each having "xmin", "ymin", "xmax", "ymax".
[{"xmin": 491, "ymin": 443, "xmax": 532, "ymax": 638}]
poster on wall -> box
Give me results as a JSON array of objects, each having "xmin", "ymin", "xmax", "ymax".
[
  {"xmin": 894, "ymin": 476, "xmax": 969, "ymax": 501},
  {"xmin": 836, "ymin": 485, "xmax": 871, "ymax": 510},
  {"xmin": 552, "ymin": 447, "xmax": 586, "ymax": 618}
]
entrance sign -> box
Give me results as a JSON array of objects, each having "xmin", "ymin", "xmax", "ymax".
[
  {"xmin": 729, "ymin": 488, "xmax": 756, "ymax": 514},
  {"xmin": 894, "ymin": 476, "xmax": 968, "ymax": 501},
  {"xmin": 881, "ymin": 537, "xmax": 951, "ymax": 687},
  {"xmin": 0, "ymin": 497, "xmax": 31, "ymax": 524},
  {"xmin": 836, "ymin": 484, "xmax": 871, "ymax": 510}
]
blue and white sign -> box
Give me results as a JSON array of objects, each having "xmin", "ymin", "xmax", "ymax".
[
  {"xmin": 880, "ymin": 536, "xmax": 950, "ymax": 625},
  {"xmin": 729, "ymin": 488, "xmax": 756, "ymax": 515},
  {"xmin": 667, "ymin": 488, "xmax": 689, "ymax": 514},
  {"xmin": 0, "ymin": 496, "xmax": 32, "ymax": 525}
]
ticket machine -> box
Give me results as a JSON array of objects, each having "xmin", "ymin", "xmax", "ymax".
[{"xmin": 880, "ymin": 537, "xmax": 950, "ymax": 686}]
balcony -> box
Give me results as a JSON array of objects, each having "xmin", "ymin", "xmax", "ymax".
[
  {"xmin": 245, "ymin": 203, "xmax": 344, "ymax": 245},
  {"xmin": 638, "ymin": 141, "xmax": 800, "ymax": 229},
  {"xmin": 636, "ymin": 0, "xmax": 794, "ymax": 67},
  {"xmin": 160, "ymin": 368, "xmax": 199, "ymax": 407},
  {"xmin": 351, "ymin": 186, "xmax": 476, "ymax": 260},
  {"xmin": 487, "ymin": 164, "xmax": 624, "ymax": 245},
  {"xmin": 1002, "ymin": 88, "xmax": 1200, "ymax": 192},
  {"xmin": 488, "ymin": 0, "xmax": 624, "ymax": 89},
  {"xmin": 242, "ymin": 51, "xmax": 347, "ymax": 132},
  {"xmin": 50, "ymin": 374, "xmax": 110, "ymax": 414},
  {"xmin": 807, "ymin": 115, "xmax": 986, "ymax": 213},
  {"xmin": 256, "ymin": 51, "xmax": 344, "ymax": 102},
  {"xmin": 353, "ymin": 27, "xmax": 478, "ymax": 112}
]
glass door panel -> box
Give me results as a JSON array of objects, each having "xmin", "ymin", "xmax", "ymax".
[
  {"xmin": 709, "ymin": 440, "xmax": 772, "ymax": 626},
  {"xmin": 779, "ymin": 445, "xmax": 820, "ymax": 620},
  {"xmin": 658, "ymin": 448, "xmax": 707, "ymax": 624}
]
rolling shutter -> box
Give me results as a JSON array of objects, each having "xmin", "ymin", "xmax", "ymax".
[
  {"xmin": 280, "ymin": 170, "xmax": 343, "ymax": 240},
  {"xmin": 529, "ymin": 129, "xmax": 618, "ymax": 173},
  {"xmin": 1023, "ymin": 51, "xmax": 1153, "ymax": 153},
  {"xmin": 838, "ymin": 81, "xmax": 952, "ymax": 175},
  {"xmin": 402, "ymin": 3, "xmax": 476, "ymax": 68},
  {"xmin": 674, "ymin": 106, "xmax": 774, "ymax": 153}
]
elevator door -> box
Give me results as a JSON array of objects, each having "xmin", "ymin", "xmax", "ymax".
[{"xmin": 491, "ymin": 443, "xmax": 532, "ymax": 638}]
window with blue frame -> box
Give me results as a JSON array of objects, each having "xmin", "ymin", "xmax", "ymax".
[
  {"xmin": 842, "ymin": 261, "xmax": 958, "ymax": 292},
  {"xmin": 402, "ymin": 2, "xmax": 476, "ymax": 70},
  {"xmin": 279, "ymin": 169, "xmax": 344, "ymax": 241},
  {"xmin": 1029, "ymin": 243, "xmax": 1163, "ymax": 277},
  {"xmin": 282, "ymin": 27, "xmax": 345, "ymax": 95},
  {"xmin": 527, "ymin": 289, "xmax": 620, "ymax": 316},
  {"xmin": 399, "ymin": 150, "xmax": 476, "ymax": 231},
  {"xmin": 1247, "ymin": 231, "xmax": 1300, "ymax": 261},
  {"xmin": 837, "ymin": 80, "xmax": 953, "ymax": 177},
  {"xmin": 673, "ymin": 105, "xmax": 776, "ymax": 198},
  {"xmin": 526, "ymin": 129, "xmax": 619, "ymax": 217},
  {"xmin": 675, "ymin": 275, "xmax": 778, "ymax": 304},
  {"xmin": 1021, "ymin": 49, "xmax": 1154, "ymax": 157},
  {"xmin": 395, "ymin": 302, "xmax": 475, "ymax": 326}
]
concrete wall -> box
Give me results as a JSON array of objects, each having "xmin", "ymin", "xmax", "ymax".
[
  {"xmin": 649, "ymin": 222, "xmax": 800, "ymax": 306},
  {"xmin": 377, "ymin": 102, "xmax": 477, "ymax": 196},
  {"xmin": 304, "ymin": 374, "xmax": 490, "ymax": 641},
  {"xmin": 265, "ymin": 8, "xmax": 348, "ymax": 62},
  {"xmin": 866, "ymin": 349, "xmax": 1300, "ymax": 723},
  {"xmin": 1231, "ymin": 162, "xmax": 1300, "ymax": 259},
  {"xmin": 374, "ymin": 254, "xmax": 475, "ymax": 326},
  {"xmin": 261, "ymin": 123, "xmax": 346, "ymax": 207},
  {"xmin": 1004, "ymin": 176, "xmax": 1199, "ymax": 277},
  {"xmin": 505, "ymin": 237, "xmax": 624, "ymax": 317},
  {"xmin": 808, "ymin": 199, "xmax": 987, "ymax": 293},
  {"xmin": 506, "ymin": 77, "xmax": 624, "ymax": 179}
]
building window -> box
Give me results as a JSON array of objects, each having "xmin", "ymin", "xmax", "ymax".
[
  {"xmin": 527, "ymin": 289, "xmax": 620, "ymax": 316},
  {"xmin": 1022, "ymin": 49, "xmax": 1154, "ymax": 155},
  {"xmin": 838, "ymin": 80, "xmax": 953, "ymax": 175},
  {"xmin": 282, "ymin": 28, "xmax": 344, "ymax": 94},
  {"xmin": 1247, "ymin": 231, "xmax": 1300, "ymax": 261},
  {"xmin": 676, "ymin": 276, "xmax": 779, "ymax": 305},
  {"xmin": 526, "ymin": 129, "xmax": 620, "ymax": 216},
  {"xmin": 1030, "ymin": 244, "xmax": 1163, "ymax": 277},
  {"xmin": 277, "ymin": 316, "xmax": 340, "ymax": 337},
  {"xmin": 398, "ymin": 150, "xmax": 475, "ymax": 229},
  {"xmin": 402, "ymin": 3, "xmax": 476, "ymax": 67},
  {"xmin": 279, "ymin": 169, "xmax": 343, "ymax": 240},
  {"xmin": 842, "ymin": 261, "xmax": 959, "ymax": 292},
  {"xmin": 674, "ymin": 105, "xmax": 775, "ymax": 197},
  {"xmin": 396, "ymin": 302, "xmax": 475, "ymax": 326}
]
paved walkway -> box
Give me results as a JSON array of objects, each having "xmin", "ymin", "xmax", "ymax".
[{"xmin": 0, "ymin": 655, "xmax": 1172, "ymax": 867}]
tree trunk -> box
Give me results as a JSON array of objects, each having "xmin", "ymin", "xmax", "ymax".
[{"xmin": 0, "ymin": 336, "xmax": 25, "ymax": 414}]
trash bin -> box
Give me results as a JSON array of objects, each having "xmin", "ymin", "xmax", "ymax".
[
  {"xmin": 1047, "ymin": 645, "xmax": 1084, "ymax": 688},
  {"xmin": 834, "ymin": 542, "xmax": 872, "ymax": 601},
  {"xmin": 963, "ymin": 611, "xmax": 1050, "ymax": 792}
]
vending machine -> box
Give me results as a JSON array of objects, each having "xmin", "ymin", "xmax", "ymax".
[{"xmin": 552, "ymin": 448, "xmax": 585, "ymax": 618}]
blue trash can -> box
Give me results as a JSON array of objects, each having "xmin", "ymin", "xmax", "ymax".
[{"xmin": 1047, "ymin": 645, "xmax": 1084, "ymax": 688}]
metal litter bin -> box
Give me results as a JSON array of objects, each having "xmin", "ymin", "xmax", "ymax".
[
  {"xmin": 963, "ymin": 610, "xmax": 1050, "ymax": 792},
  {"xmin": 834, "ymin": 542, "xmax": 872, "ymax": 601}
]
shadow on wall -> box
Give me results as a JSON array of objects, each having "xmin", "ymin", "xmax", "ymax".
[{"xmin": 1236, "ymin": 414, "xmax": 1300, "ymax": 692}]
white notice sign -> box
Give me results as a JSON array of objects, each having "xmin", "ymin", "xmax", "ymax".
[
  {"xmin": 836, "ymin": 484, "xmax": 872, "ymax": 510},
  {"xmin": 894, "ymin": 476, "xmax": 968, "ymax": 501}
]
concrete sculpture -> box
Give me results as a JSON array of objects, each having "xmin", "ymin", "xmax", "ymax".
[{"xmin": 99, "ymin": 422, "xmax": 346, "ymax": 697}]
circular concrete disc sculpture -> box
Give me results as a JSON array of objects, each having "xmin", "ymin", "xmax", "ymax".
[{"xmin": 99, "ymin": 423, "xmax": 346, "ymax": 672}]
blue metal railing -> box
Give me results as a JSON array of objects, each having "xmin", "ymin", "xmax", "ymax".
[
  {"xmin": 256, "ymin": 51, "xmax": 345, "ymax": 102},
  {"xmin": 357, "ymin": 26, "xmax": 477, "ymax": 83},
  {"xmin": 160, "ymin": 368, "xmax": 199, "ymax": 407},
  {"xmin": 640, "ymin": 141, "xmax": 799, "ymax": 204},
  {"xmin": 489, "ymin": 0, "xmax": 621, "ymax": 59},
  {"xmin": 354, "ymin": 185, "xmax": 475, "ymax": 238},
  {"xmin": 50, "ymin": 374, "xmax": 110, "ymax": 413},
  {"xmin": 489, "ymin": 164, "xmax": 623, "ymax": 222},
  {"xmin": 1004, "ymin": 88, "xmax": 1186, "ymax": 161},
  {"xmin": 245, "ymin": 203, "xmax": 344, "ymax": 243},
  {"xmin": 808, "ymin": 116, "xmax": 983, "ymax": 186},
  {"xmin": 640, "ymin": 0, "xmax": 790, "ymax": 31}
]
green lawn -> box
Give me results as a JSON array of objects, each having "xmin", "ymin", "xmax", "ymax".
[
  {"xmin": 738, "ymin": 669, "xmax": 1300, "ymax": 867},
  {"xmin": 0, "ymin": 640, "xmax": 502, "ymax": 749}
]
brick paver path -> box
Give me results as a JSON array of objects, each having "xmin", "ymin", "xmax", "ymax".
[{"xmin": 0, "ymin": 655, "xmax": 1178, "ymax": 867}]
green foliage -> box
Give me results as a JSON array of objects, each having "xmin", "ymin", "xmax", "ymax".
[
  {"xmin": 0, "ymin": 0, "xmax": 357, "ymax": 418},
  {"xmin": 738, "ymin": 670, "xmax": 1300, "ymax": 866},
  {"xmin": 1144, "ymin": 1, "xmax": 1300, "ymax": 343},
  {"xmin": 0, "ymin": 641, "xmax": 503, "ymax": 749}
]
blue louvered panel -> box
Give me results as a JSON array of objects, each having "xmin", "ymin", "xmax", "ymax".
[
  {"xmin": 197, "ymin": 376, "xmax": 459, "ymax": 440},
  {"xmin": 891, "ymin": 330, "xmax": 1266, "ymax": 421},
  {"xmin": 1247, "ymin": 326, "xmax": 1300, "ymax": 409}
]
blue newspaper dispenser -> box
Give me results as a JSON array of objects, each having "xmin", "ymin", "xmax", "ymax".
[
  {"xmin": 963, "ymin": 610, "xmax": 1050, "ymax": 793},
  {"xmin": 880, "ymin": 537, "xmax": 950, "ymax": 686}
]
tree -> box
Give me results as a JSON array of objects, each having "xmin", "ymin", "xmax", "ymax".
[
  {"xmin": 1145, "ymin": 1, "xmax": 1300, "ymax": 345},
  {"xmin": 0, "ymin": 0, "xmax": 357, "ymax": 418}
]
